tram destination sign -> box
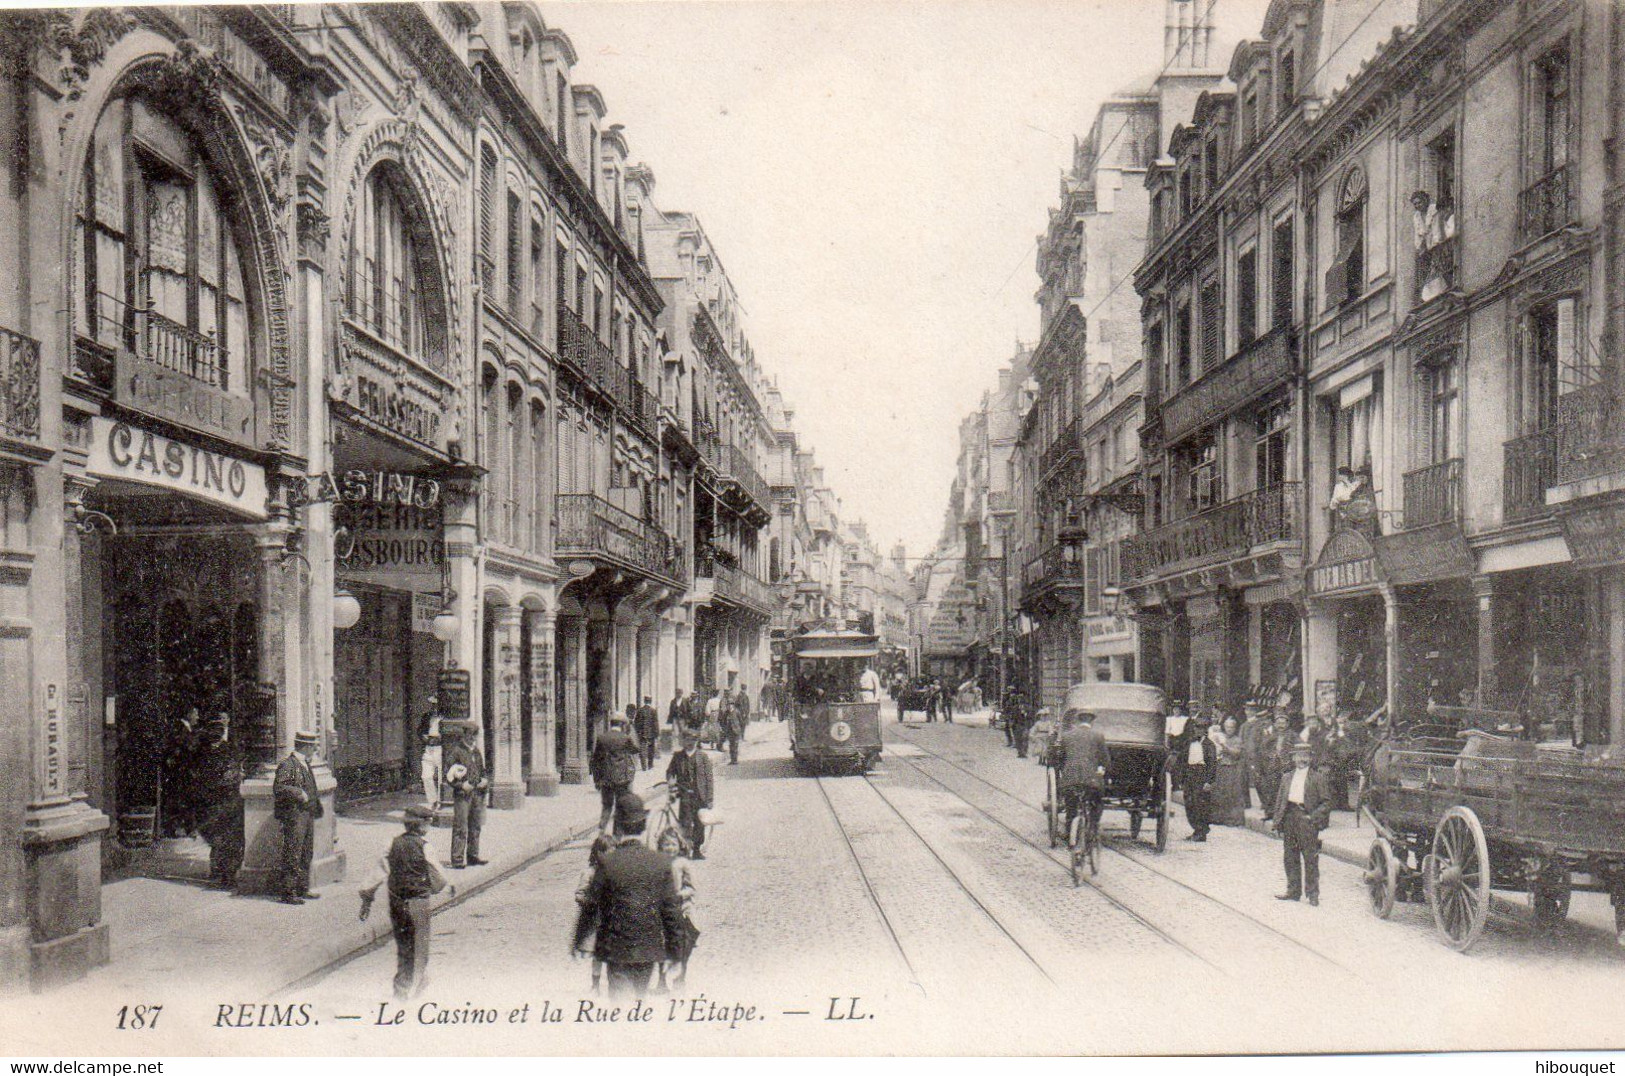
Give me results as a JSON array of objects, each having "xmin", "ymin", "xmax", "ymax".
[{"xmin": 87, "ymin": 417, "xmax": 268, "ymax": 519}]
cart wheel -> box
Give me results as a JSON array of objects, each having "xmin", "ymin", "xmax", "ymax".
[
  {"xmin": 1129, "ymin": 812, "xmax": 1144, "ymax": 840},
  {"xmin": 1532, "ymin": 878, "xmax": 1571, "ymax": 928},
  {"xmin": 1364, "ymin": 837, "xmax": 1399, "ymax": 920},
  {"xmin": 1426, "ymin": 806, "xmax": 1491, "ymax": 952},
  {"xmin": 1153, "ymin": 774, "xmax": 1171, "ymax": 854}
]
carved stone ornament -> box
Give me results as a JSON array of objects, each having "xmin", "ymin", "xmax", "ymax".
[
  {"xmin": 49, "ymin": 9, "xmax": 136, "ymax": 97},
  {"xmin": 238, "ymin": 106, "xmax": 292, "ymax": 217},
  {"xmin": 297, "ymin": 198, "xmax": 330, "ymax": 258},
  {"xmin": 131, "ymin": 38, "xmax": 227, "ymax": 116}
]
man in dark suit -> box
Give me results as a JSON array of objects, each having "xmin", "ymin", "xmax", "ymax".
[
  {"xmin": 1180, "ymin": 715, "xmax": 1218, "ymax": 841},
  {"xmin": 667, "ymin": 688, "xmax": 688, "ymax": 732},
  {"xmin": 635, "ymin": 697, "xmax": 660, "ymax": 771},
  {"xmin": 443, "ymin": 724, "xmax": 489, "ymax": 868},
  {"xmin": 666, "ymin": 727, "xmax": 715, "ymax": 859},
  {"xmin": 590, "ymin": 715, "xmax": 642, "ymax": 834},
  {"xmin": 272, "ymin": 730, "xmax": 323, "ymax": 905},
  {"xmin": 1271, "ymin": 740, "xmax": 1331, "ymax": 905},
  {"xmin": 1054, "ymin": 710, "xmax": 1112, "ymax": 838},
  {"xmin": 571, "ymin": 793, "xmax": 684, "ymax": 999}
]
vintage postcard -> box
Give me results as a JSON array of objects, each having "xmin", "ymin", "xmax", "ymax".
[{"xmin": 1, "ymin": 0, "xmax": 1623, "ymax": 1058}]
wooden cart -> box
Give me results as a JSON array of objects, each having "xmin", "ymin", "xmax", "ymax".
[{"xmin": 1361, "ymin": 726, "xmax": 1625, "ymax": 952}]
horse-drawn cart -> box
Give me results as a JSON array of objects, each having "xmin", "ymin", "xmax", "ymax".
[{"xmin": 1361, "ymin": 725, "xmax": 1625, "ymax": 952}]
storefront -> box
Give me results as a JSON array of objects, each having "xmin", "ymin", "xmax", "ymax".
[{"xmin": 1304, "ymin": 528, "xmax": 1390, "ymax": 724}]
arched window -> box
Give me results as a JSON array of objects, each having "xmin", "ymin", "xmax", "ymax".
[
  {"xmin": 76, "ymin": 96, "xmax": 252, "ymax": 393},
  {"xmin": 507, "ymin": 381, "xmax": 525, "ymax": 545},
  {"xmin": 530, "ymin": 400, "xmax": 548, "ymax": 551},
  {"xmin": 348, "ymin": 165, "xmax": 442, "ymax": 367}
]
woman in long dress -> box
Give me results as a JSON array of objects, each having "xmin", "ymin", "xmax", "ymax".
[{"xmin": 1209, "ymin": 715, "xmax": 1248, "ymax": 826}]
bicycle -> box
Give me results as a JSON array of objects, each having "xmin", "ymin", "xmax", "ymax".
[
  {"xmin": 1065, "ymin": 786, "xmax": 1102, "ymax": 886},
  {"xmin": 645, "ymin": 781, "xmax": 691, "ymax": 856}
]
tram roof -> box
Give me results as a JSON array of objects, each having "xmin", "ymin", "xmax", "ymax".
[{"xmin": 791, "ymin": 628, "xmax": 880, "ymax": 657}]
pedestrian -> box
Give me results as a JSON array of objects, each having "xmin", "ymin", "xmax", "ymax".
[
  {"xmin": 1271, "ymin": 741, "xmax": 1330, "ymax": 905},
  {"xmin": 358, "ymin": 804, "xmax": 454, "ymax": 999},
  {"xmin": 574, "ymin": 835, "xmax": 614, "ymax": 994},
  {"xmin": 667, "ymin": 687, "xmax": 688, "ymax": 732},
  {"xmin": 416, "ymin": 694, "xmax": 444, "ymax": 808},
  {"xmin": 1239, "ymin": 701, "xmax": 1270, "ymax": 811},
  {"xmin": 272, "ymin": 730, "xmax": 323, "ymax": 905},
  {"xmin": 722, "ymin": 691, "xmax": 744, "ymax": 766},
  {"xmin": 924, "ymin": 680, "xmax": 939, "ymax": 723},
  {"xmin": 194, "ymin": 713, "xmax": 244, "ymax": 891},
  {"xmin": 1210, "ymin": 715, "xmax": 1247, "ymax": 825},
  {"xmin": 666, "ymin": 726, "xmax": 715, "ymax": 859},
  {"xmin": 444, "ymin": 723, "xmax": 489, "ymax": 868},
  {"xmin": 162, "ymin": 707, "xmax": 199, "ymax": 837},
  {"xmin": 940, "ymin": 678, "xmax": 955, "ymax": 723},
  {"xmin": 654, "ymin": 829, "xmax": 701, "ymax": 991},
  {"xmin": 591, "ymin": 714, "xmax": 642, "ymax": 834},
  {"xmin": 635, "ymin": 696, "xmax": 660, "ymax": 771},
  {"xmin": 703, "ymin": 688, "xmax": 724, "ymax": 749},
  {"xmin": 1180, "ymin": 715, "xmax": 1217, "ymax": 841},
  {"xmin": 1002, "ymin": 688, "xmax": 1025, "ymax": 746},
  {"xmin": 1013, "ymin": 698, "xmax": 1036, "ymax": 758},
  {"xmin": 571, "ymin": 792, "xmax": 685, "ymax": 1000},
  {"xmin": 858, "ymin": 662, "xmax": 882, "ymax": 702},
  {"xmin": 734, "ymin": 684, "xmax": 752, "ymax": 728}
]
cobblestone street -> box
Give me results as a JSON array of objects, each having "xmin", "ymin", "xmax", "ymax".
[{"xmin": 272, "ymin": 715, "xmax": 1625, "ymax": 1054}]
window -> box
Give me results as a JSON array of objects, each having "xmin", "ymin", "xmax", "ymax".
[
  {"xmin": 348, "ymin": 165, "xmax": 440, "ymax": 366},
  {"xmin": 1236, "ymin": 245, "xmax": 1258, "ymax": 349},
  {"xmin": 1199, "ymin": 275, "xmax": 1221, "ymax": 374},
  {"xmin": 76, "ymin": 97, "xmax": 252, "ymax": 392},
  {"xmin": 1188, "ymin": 440, "xmax": 1219, "ymax": 511},
  {"xmin": 1277, "ymin": 51, "xmax": 1296, "ymax": 111},
  {"xmin": 1255, "ymin": 402, "xmax": 1290, "ymax": 490},
  {"xmin": 1179, "ymin": 166, "xmax": 1195, "ymax": 218},
  {"xmin": 555, "ymin": 242, "xmax": 570, "ymax": 310},
  {"xmin": 588, "ymin": 126, "xmax": 599, "ymax": 195},
  {"xmin": 1150, "ymin": 190, "xmax": 1166, "ymax": 241},
  {"xmin": 1334, "ymin": 378, "xmax": 1382, "ymax": 487},
  {"xmin": 555, "ymin": 74, "xmax": 569, "ymax": 151},
  {"xmin": 592, "ymin": 283, "xmax": 604, "ymax": 340},
  {"xmin": 1523, "ymin": 297, "xmax": 1582, "ymax": 430},
  {"xmin": 1203, "ymin": 139, "xmax": 1219, "ymax": 196},
  {"xmin": 1271, "ymin": 217, "xmax": 1294, "ymax": 327},
  {"xmin": 529, "ymin": 219, "xmax": 545, "ymax": 333},
  {"xmin": 1241, "ymin": 88, "xmax": 1258, "ymax": 147},
  {"xmin": 1532, "ymin": 44, "xmax": 1570, "ymax": 178},
  {"xmin": 1326, "ymin": 168, "xmax": 1366, "ymax": 308},
  {"xmin": 530, "ymin": 400, "xmax": 548, "ymax": 550},
  {"xmin": 505, "ymin": 191, "xmax": 523, "ymax": 312},
  {"xmin": 1423, "ymin": 355, "xmax": 1460, "ymax": 464},
  {"xmin": 1146, "ymin": 320, "xmax": 1166, "ymax": 398}
]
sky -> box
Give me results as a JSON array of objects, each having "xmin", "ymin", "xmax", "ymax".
[{"xmin": 553, "ymin": 0, "xmax": 1275, "ymax": 557}]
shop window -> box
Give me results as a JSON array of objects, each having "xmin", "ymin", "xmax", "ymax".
[
  {"xmin": 76, "ymin": 97, "xmax": 252, "ymax": 392},
  {"xmin": 1326, "ymin": 168, "xmax": 1366, "ymax": 309}
]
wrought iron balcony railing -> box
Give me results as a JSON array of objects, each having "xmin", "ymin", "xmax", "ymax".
[
  {"xmin": 1022, "ymin": 544, "xmax": 1084, "ymax": 592},
  {"xmin": 1, "ymin": 325, "xmax": 41, "ymax": 443},
  {"xmin": 85, "ymin": 291, "xmax": 231, "ymax": 389},
  {"xmin": 1402, "ymin": 458, "xmax": 1462, "ymax": 529},
  {"xmin": 696, "ymin": 551, "xmax": 777, "ymax": 614},
  {"xmin": 555, "ymin": 493, "xmax": 685, "ymax": 582},
  {"xmin": 1158, "ymin": 325, "xmax": 1295, "ymax": 445},
  {"xmin": 1415, "ymin": 234, "xmax": 1458, "ymax": 303},
  {"xmin": 1519, "ymin": 165, "xmax": 1575, "ymax": 243},
  {"xmin": 1121, "ymin": 482, "xmax": 1301, "ymax": 581},
  {"xmin": 1504, "ymin": 383, "xmax": 1624, "ymax": 520}
]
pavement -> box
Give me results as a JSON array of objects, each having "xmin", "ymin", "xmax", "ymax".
[{"xmin": 28, "ymin": 720, "xmax": 784, "ymax": 1005}]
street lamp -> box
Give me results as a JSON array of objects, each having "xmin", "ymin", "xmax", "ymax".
[{"xmin": 332, "ymin": 588, "xmax": 362, "ymax": 631}]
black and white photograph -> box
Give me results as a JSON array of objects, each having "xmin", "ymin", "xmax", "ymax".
[{"xmin": 1, "ymin": 0, "xmax": 1624, "ymax": 1059}]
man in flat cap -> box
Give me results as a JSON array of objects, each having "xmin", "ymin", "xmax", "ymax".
[
  {"xmin": 360, "ymin": 804, "xmax": 454, "ymax": 999},
  {"xmin": 1271, "ymin": 740, "xmax": 1331, "ymax": 905},
  {"xmin": 571, "ymin": 792, "xmax": 685, "ymax": 999},
  {"xmin": 443, "ymin": 722, "xmax": 489, "ymax": 868},
  {"xmin": 272, "ymin": 730, "xmax": 323, "ymax": 905}
]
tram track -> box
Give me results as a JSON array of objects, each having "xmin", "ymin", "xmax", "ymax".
[{"xmin": 886, "ymin": 724, "xmax": 1362, "ymax": 981}]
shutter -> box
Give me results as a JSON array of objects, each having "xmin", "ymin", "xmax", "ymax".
[
  {"xmin": 506, "ymin": 192, "xmax": 523, "ymax": 310},
  {"xmin": 1556, "ymin": 296, "xmax": 1577, "ymax": 391},
  {"xmin": 479, "ymin": 145, "xmax": 497, "ymax": 291},
  {"xmin": 1272, "ymin": 220, "xmax": 1294, "ymax": 326},
  {"xmin": 1323, "ymin": 253, "xmax": 1349, "ymax": 310}
]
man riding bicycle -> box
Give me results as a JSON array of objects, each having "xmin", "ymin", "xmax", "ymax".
[{"xmin": 1051, "ymin": 709, "xmax": 1111, "ymax": 839}]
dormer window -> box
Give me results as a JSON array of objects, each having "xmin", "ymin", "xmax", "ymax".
[{"xmin": 1277, "ymin": 50, "xmax": 1296, "ymax": 111}]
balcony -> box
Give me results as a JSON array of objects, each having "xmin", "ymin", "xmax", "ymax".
[
  {"xmin": 1415, "ymin": 234, "xmax": 1458, "ymax": 303},
  {"xmin": 1121, "ymin": 482, "xmax": 1301, "ymax": 581},
  {"xmin": 1402, "ymin": 458, "xmax": 1462, "ymax": 529},
  {"xmin": 555, "ymin": 493, "xmax": 685, "ymax": 584},
  {"xmin": 696, "ymin": 551, "xmax": 777, "ymax": 616},
  {"xmin": 555, "ymin": 303, "xmax": 614, "ymax": 394},
  {"xmin": 1022, "ymin": 543, "xmax": 1084, "ymax": 593},
  {"xmin": 1039, "ymin": 418, "xmax": 1080, "ymax": 479},
  {"xmin": 88, "ymin": 291, "xmax": 228, "ymax": 389},
  {"xmin": 1, "ymin": 325, "xmax": 41, "ymax": 445},
  {"xmin": 1519, "ymin": 165, "xmax": 1575, "ymax": 243},
  {"xmin": 1505, "ymin": 384, "xmax": 1624, "ymax": 521},
  {"xmin": 1160, "ymin": 325, "xmax": 1294, "ymax": 445}
]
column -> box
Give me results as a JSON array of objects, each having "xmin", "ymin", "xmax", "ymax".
[
  {"xmin": 1301, "ymin": 601, "xmax": 1338, "ymax": 722},
  {"xmin": 1609, "ymin": 571, "xmax": 1624, "ymax": 748},
  {"xmin": 1381, "ymin": 583, "xmax": 1400, "ymax": 723},
  {"xmin": 613, "ymin": 614, "xmax": 638, "ymax": 716},
  {"xmin": 636, "ymin": 621, "xmax": 659, "ymax": 707},
  {"xmin": 488, "ymin": 604, "xmax": 525, "ymax": 810},
  {"xmin": 239, "ymin": 525, "xmax": 343, "ymax": 894},
  {"xmin": 526, "ymin": 609, "xmax": 560, "ymax": 796},
  {"xmin": 1472, "ymin": 575, "xmax": 1499, "ymax": 707},
  {"xmin": 559, "ymin": 616, "xmax": 588, "ymax": 784},
  {"xmin": 676, "ymin": 619, "xmax": 695, "ymax": 696},
  {"xmin": 443, "ymin": 479, "xmax": 481, "ymax": 674},
  {"xmin": 18, "ymin": 473, "xmax": 111, "ymax": 988}
]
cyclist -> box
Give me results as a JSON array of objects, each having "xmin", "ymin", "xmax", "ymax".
[{"xmin": 1053, "ymin": 708, "xmax": 1111, "ymax": 846}]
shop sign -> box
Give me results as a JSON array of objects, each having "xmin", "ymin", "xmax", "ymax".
[
  {"xmin": 87, "ymin": 416, "xmax": 268, "ymax": 519},
  {"xmin": 115, "ymin": 350, "xmax": 256, "ymax": 448},
  {"xmin": 1308, "ymin": 529, "xmax": 1381, "ymax": 597},
  {"xmin": 295, "ymin": 469, "xmax": 442, "ymax": 510},
  {"xmin": 341, "ymin": 334, "xmax": 447, "ymax": 451},
  {"xmin": 1558, "ymin": 500, "xmax": 1625, "ymax": 568},
  {"xmin": 335, "ymin": 501, "xmax": 444, "ymax": 589},
  {"xmin": 1087, "ymin": 615, "xmax": 1129, "ymax": 640},
  {"xmin": 1374, "ymin": 523, "xmax": 1475, "ymax": 586},
  {"xmin": 437, "ymin": 668, "xmax": 472, "ymax": 725},
  {"xmin": 411, "ymin": 592, "xmax": 442, "ymax": 635}
]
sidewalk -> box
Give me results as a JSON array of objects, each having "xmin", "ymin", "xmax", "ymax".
[{"xmin": 54, "ymin": 777, "xmax": 623, "ymax": 1002}]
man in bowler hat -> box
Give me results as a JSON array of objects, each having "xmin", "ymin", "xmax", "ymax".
[
  {"xmin": 443, "ymin": 723, "xmax": 489, "ymax": 868},
  {"xmin": 360, "ymin": 804, "xmax": 454, "ymax": 998},
  {"xmin": 272, "ymin": 730, "xmax": 323, "ymax": 905},
  {"xmin": 1272, "ymin": 740, "xmax": 1331, "ymax": 905},
  {"xmin": 571, "ymin": 792, "xmax": 684, "ymax": 999}
]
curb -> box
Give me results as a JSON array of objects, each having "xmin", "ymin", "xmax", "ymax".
[{"xmin": 272, "ymin": 811, "xmax": 602, "ymax": 996}]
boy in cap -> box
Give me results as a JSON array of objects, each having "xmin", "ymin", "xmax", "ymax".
[
  {"xmin": 360, "ymin": 804, "xmax": 454, "ymax": 998},
  {"xmin": 1270, "ymin": 740, "xmax": 1330, "ymax": 905},
  {"xmin": 571, "ymin": 792, "xmax": 685, "ymax": 999}
]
